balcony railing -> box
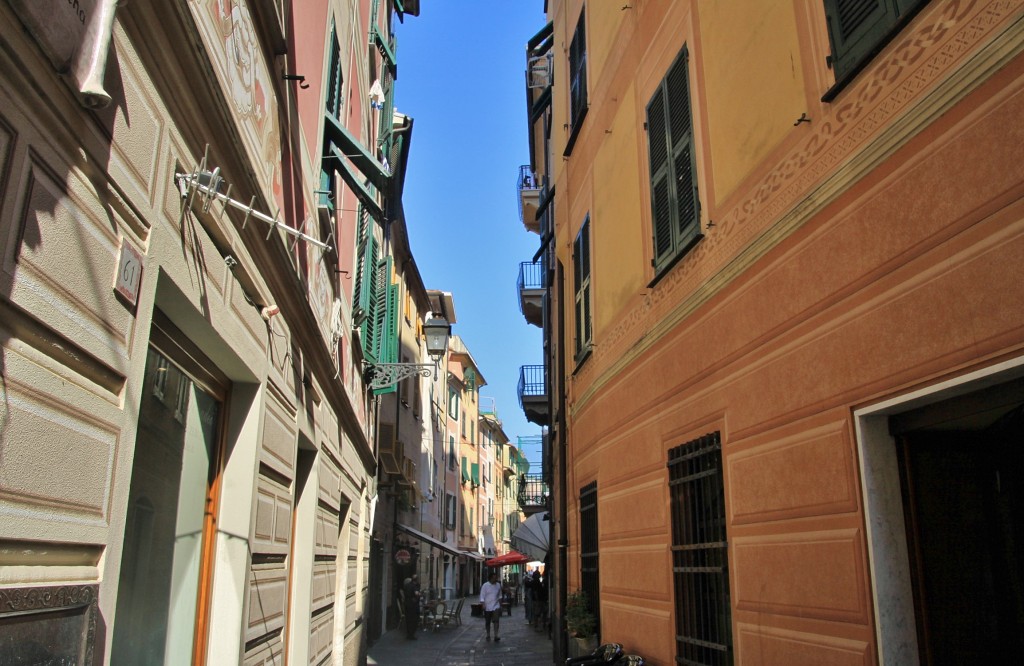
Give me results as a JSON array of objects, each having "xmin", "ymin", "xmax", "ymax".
[
  {"xmin": 518, "ymin": 365, "xmax": 549, "ymax": 426},
  {"xmin": 517, "ymin": 164, "xmax": 541, "ymax": 234},
  {"xmin": 517, "ymin": 260, "xmax": 544, "ymax": 327},
  {"xmin": 517, "ymin": 473, "xmax": 549, "ymax": 514}
]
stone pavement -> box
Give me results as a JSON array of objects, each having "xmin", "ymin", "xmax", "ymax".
[{"xmin": 367, "ymin": 602, "xmax": 555, "ymax": 665}]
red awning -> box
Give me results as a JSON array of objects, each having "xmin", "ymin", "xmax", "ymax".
[{"xmin": 485, "ymin": 550, "xmax": 530, "ymax": 567}]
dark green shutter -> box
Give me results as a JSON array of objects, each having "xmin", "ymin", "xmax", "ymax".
[
  {"xmin": 354, "ymin": 213, "xmax": 376, "ymax": 327},
  {"xmin": 569, "ymin": 12, "xmax": 587, "ymax": 128},
  {"xmin": 647, "ymin": 87, "xmax": 673, "ymax": 270},
  {"xmin": 326, "ymin": 28, "xmax": 342, "ymax": 117},
  {"xmin": 666, "ymin": 50, "xmax": 701, "ymax": 256},
  {"xmin": 648, "ymin": 47, "xmax": 700, "ymax": 275},
  {"xmin": 824, "ymin": 0, "xmax": 925, "ymax": 80}
]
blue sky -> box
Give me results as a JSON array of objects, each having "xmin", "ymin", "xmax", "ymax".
[{"xmin": 395, "ymin": 3, "xmax": 547, "ymax": 464}]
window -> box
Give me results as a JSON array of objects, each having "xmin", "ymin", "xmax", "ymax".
[
  {"xmin": 579, "ymin": 481, "xmax": 600, "ymax": 637},
  {"xmin": 448, "ymin": 436, "xmax": 456, "ymax": 471},
  {"xmin": 449, "ymin": 388, "xmax": 460, "ymax": 417},
  {"xmin": 574, "ymin": 217, "xmax": 592, "ymax": 360},
  {"xmin": 823, "ymin": 0, "xmax": 928, "ymax": 97},
  {"xmin": 647, "ymin": 46, "xmax": 702, "ymax": 277},
  {"xmin": 668, "ymin": 432, "xmax": 732, "ymax": 665},
  {"xmin": 446, "ymin": 493, "xmax": 456, "ymax": 529},
  {"xmin": 565, "ymin": 6, "xmax": 588, "ymax": 155}
]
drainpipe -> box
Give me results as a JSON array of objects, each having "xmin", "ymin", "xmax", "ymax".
[{"xmin": 555, "ymin": 260, "xmax": 568, "ymax": 664}]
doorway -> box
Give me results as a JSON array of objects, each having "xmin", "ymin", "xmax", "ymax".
[
  {"xmin": 891, "ymin": 383, "xmax": 1024, "ymax": 664},
  {"xmin": 111, "ymin": 314, "xmax": 228, "ymax": 665}
]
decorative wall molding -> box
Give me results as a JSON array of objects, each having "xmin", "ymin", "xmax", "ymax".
[{"xmin": 573, "ymin": 0, "xmax": 1024, "ymax": 414}]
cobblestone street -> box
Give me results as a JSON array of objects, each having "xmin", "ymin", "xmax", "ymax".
[{"xmin": 368, "ymin": 604, "xmax": 554, "ymax": 666}]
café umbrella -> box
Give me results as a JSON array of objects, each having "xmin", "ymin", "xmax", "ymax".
[
  {"xmin": 511, "ymin": 512, "xmax": 550, "ymax": 561},
  {"xmin": 485, "ymin": 549, "xmax": 531, "ymax": 567}
]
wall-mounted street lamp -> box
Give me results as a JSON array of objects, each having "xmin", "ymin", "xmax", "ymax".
[{"xmin": 364, "ymin": 317, "xmax": 452, "ymax": 391}]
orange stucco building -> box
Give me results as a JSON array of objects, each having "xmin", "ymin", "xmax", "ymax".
[{"xmin": 519, "ymin": 1, "xmax": 1024, "ymax": 663}]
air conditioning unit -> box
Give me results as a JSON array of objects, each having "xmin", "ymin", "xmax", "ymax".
[{"xmin": 528, "ymin": 54, "xmax": 552, "ymax": 89}]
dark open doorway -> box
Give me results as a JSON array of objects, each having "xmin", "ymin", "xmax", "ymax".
[{"xmin": 892, "ymin": 380, "xmax": 1024, "ymax": 665}]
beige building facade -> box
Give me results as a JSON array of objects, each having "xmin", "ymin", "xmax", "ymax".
[{"xmin": 0, "ymin": 0, "xmax": 420, "ymax": 664}]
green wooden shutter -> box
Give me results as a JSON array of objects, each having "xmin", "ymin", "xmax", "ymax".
[
  {"xmin": 647, "ymin": 86, "xmax": 673, "ymax": 271},
  {"xmin": 326, "ymin": 28, "xmax": 342, "ymax": 117},
  {"xmin": 568, "ymin": 12, "xmax": 587, "ymax": 128},
  {"xmin": 666, "ymin": 49, "xmax": 701, "ymax": 256},
  {"xmin": 372, "ymin": 281, "xmax": 400, "ymax": 395},
  {"xmin": 462, "ymin": 456, "xmax": 469, "ymax": 483},
  {"xmin": 365, "ymin": 256, "xmax": 391, "ymax": 363},
  {"xmin": 378, "ymin": 67, "xmax": 395, "ymax": 151},
  {"xmin": 824, "ymin": 0, "xmax": 925, "ymax": 80},
  {"xmin": 354, "ymin": 218, "xmax": 376, "ymax": 327}
]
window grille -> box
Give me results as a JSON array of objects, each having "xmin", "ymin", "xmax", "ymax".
[
  {"xmin": 579, "ymin": 480, "xmax": 600, "ymax": 634},
  {"xmin": 668, "ymin": 432, "xmax": 732, "ymax": 665}
]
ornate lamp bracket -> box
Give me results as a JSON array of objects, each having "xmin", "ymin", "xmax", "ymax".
[{"xmin": 364, "ymin": 362, "xmax": 436, "ymax": 391}]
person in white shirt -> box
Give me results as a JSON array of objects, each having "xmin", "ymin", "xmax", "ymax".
[{"xmin": 479, "ymin": 571, "xmax": 503, "ymax": 642}]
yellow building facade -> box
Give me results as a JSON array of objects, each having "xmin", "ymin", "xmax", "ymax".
[{"xmin": 521, "ymin": 0, "xmax": 1024, "ymax": 663}]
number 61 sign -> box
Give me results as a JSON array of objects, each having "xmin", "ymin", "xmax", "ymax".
[{"xmin": 114, "ymin": 238, "xmax": 144, "ymax": 307}]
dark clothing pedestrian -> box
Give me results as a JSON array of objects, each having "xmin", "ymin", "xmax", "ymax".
[{"xmin": 403, "ymin": 577, "xmax": 421, "ymax": 639}]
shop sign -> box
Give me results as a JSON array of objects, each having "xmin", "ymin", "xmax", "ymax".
[{"xmin": 394, "ymin": 548, "xmax": 411, "ymax": 565}]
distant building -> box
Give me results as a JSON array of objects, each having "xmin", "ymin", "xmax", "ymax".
[
  {"xmin": 448, "ymin": 335, "xmax": 487, "ymax": 593},
  {"xmin": 520, "ymin": 1, "xmax": 1024, "ymax": 664}
]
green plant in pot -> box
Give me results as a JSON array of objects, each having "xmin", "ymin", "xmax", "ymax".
[{"xmin": 565, "ymin": 590, "xmax": 598, "ymax": 656}]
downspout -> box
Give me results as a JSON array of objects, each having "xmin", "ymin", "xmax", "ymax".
[{"xmin": 555, "ymin": 259, "xmax": 569, "ymax": 665}]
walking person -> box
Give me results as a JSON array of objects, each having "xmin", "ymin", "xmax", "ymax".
[
  {"xmin": 403, "ymin": 575, "xmax": 421, "ymax": 640},
  {"xmin": 479, "ymin": 570, "xmax": 503, "ymax": 642},
  {"xmin": 523, "ymin": 570, "xmax": 535, "ymax": 624}
]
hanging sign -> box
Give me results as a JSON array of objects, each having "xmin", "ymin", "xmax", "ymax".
[{"xmin": 394, "ymin": 548, "xmax": 412, "ymax": 565}]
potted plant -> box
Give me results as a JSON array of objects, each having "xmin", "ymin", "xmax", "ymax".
[{"xmin": 565, "ymin": 590, "xmax": 598, "ymax": 657}]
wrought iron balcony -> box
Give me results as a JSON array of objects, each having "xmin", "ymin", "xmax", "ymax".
[
  {"xmin": 518, "ymin": 365, "xmax": 549, "ymax": 426},
  {"xmin": 517, "ymin": 165, "xmax": 541, "ymax": 234},
  {"xmin": 518, "ymin": 260, "xmax": 544, "ymax": 327},
  {"xmin": 517, "ymin": 472, "xmax": 549, "ymax": 515}
]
